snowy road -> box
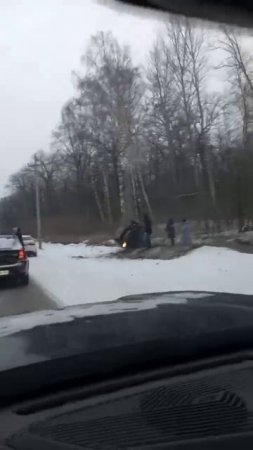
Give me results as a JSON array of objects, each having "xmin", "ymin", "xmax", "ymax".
[{"xmin": 0, "ymin": 279, "xmax": 56, "ymax": 317}]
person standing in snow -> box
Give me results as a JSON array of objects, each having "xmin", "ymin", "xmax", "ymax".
[
  {"xmin": 181, "ymin": 219, "xmax": 192, "ymax": 246},
  {"xmin": 166, "ymin": 218, "xmax": 176, "ymax": 246},
  {"xmin": 119, "ymin": 220, "xmax": 143, "ymax": 249},
  {"xmin": 143, "ymin": 213, "xmax": 152, "ymax": 248},
  {"xmin": 13, "ymin": 227, "xmax": 24, "ymax": 248}
]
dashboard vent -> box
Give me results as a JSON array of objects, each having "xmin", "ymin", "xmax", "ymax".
[{"xmin": 10, "ymin": 366, "xmax": 253, "ymax": 449}]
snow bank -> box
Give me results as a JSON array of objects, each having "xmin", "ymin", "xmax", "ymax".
[
  {"xmin": 0, "ymin": 293, "xmax": 198, "ymax": 338},
  {"xmin": 30, "ymin": 243, "xmax": 253, "ymax": 307},
  {"xmin": 43, "ymin": 242, "xmax": 120, "ymax": 258}
]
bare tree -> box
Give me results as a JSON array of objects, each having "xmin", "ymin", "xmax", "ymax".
[
  {"xmin": 185, "ymin": 21, "xmax": 221, "ymax": 210},
  {"xmin": 78, "ymin": 31, "xmax": 144, "ymax": 223},
  {"xmin": 217, "ymin": 28, "xmax": 253, "ymax": 148},
  {"xmin": 146, "ymin": 19, "xmax": 220, "ymax": 217}
]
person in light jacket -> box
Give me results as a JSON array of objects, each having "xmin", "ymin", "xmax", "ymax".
[{"xmin": 181, "ymin": 219, "xmax": 192, "ymax": 246}]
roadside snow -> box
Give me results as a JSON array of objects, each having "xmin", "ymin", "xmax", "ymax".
[
  {"xmin": 42, "ymin": 242, "xmax": 119, "ymax": 258},
  {"xmin": 30, "ymin": 243, "xmax": 253, "ymax": 307},
  {"xmin": 0, "ymin": 293, "xmax": 201, "ymax": 338}
]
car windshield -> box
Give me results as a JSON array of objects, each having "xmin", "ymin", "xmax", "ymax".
[{"xmin": 0, "ymin": 0, "xmax": 253, "ymax": 377}]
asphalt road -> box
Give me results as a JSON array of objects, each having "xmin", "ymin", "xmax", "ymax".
[{"xmin": 0, "ymin": 279, "xmax": 56, "ymax": 317}]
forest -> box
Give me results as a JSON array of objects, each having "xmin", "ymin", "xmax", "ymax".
[{"xmin": 1, "ymin": 17, "xmax": 253, "ymax": 236}]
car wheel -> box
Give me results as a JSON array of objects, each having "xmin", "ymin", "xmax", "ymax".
[{"xmin": 20, "ymin": 274, "xmax": 29, "ymax": 286}]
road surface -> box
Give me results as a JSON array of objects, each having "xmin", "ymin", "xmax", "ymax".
[{"xmin": 0, "ymin": 279, "xmax": 56, "ymax": 317}]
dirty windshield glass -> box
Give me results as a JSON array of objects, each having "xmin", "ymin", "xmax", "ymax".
[{"xmin": 0, "ymin": 1, "xmax": 252, "ymax": 342}]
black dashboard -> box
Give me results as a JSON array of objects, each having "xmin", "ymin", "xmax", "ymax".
[{"xmin": 2, "ymin": 350, "xmax": 253, "ymax": 449}]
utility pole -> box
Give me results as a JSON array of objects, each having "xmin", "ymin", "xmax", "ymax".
[
  {"xmin": 35, "ymin": 168, "xmax": 42, "ymax": 249},
  {"xmin": 27, "ymin": 156, "xmax": 42, "ymax": 249}
]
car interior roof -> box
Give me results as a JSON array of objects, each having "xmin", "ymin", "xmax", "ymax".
[{"xmin": 116, "ymin": 0, "xmax": 253, "ymax": 28}]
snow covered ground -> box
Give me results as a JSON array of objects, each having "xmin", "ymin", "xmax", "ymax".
[{"xmin": 30, "ymin": 243, "xmax": 253, "ymax": 307}]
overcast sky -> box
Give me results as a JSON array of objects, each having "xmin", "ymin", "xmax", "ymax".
[
  {"xmin": 0, "ymin": 0, "xmax": 163, "ymax": 195},
  {"xmin": 1, "ymin": 0, "xmax": 251, "ymax": 197}
]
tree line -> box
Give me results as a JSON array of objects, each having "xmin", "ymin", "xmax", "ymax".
[{"xmin": 1, "ymin": 18, "xmax": 253, "ymax": 235}]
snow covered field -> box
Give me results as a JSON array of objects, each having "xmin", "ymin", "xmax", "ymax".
[{"xmin": 30, "ymin": 243, "xmax": 253, "ymax": 307}]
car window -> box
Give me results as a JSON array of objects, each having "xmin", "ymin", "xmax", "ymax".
[{"xmin": 0, "ymin": 0, "xmax": 253, "ymax": 386}]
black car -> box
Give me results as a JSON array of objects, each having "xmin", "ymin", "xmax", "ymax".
[{"xmin": 0, "ymin": 235, "xmax": 29, "ymax": 286}]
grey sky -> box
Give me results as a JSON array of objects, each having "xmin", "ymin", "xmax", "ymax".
[
  {"xmin": 0, "ymin": 0, "xmax": 161, "ymax": 195},
  {"xmin": 1, "ymin": 0, "xmax": 251, "ymax": 197}
]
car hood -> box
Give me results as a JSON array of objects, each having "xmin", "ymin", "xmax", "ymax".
[{"xmin": 1, "ymin": 291, "xmax": 253, "ymax": 403}]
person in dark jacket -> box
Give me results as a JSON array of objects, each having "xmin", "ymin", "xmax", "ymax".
[
  {"xmin": 166, "ymin": 218, "xmax": 176, "ymax": 246},
  {"xmin": 119, "ymin": 220, "xmax": 136, "ymax": 243},
  {"xmin": 13, "ymin": 227, "xmax": 24, "ymax": 247},
  {"xmin": 119, "ymin": 220, "xmax": 143, "ymax": 249},
  {"xmin": 143, "ymin": 213, "xmax": 152, "ymax": 248}
]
